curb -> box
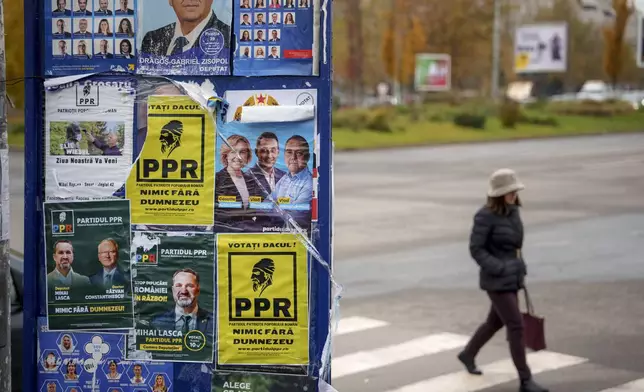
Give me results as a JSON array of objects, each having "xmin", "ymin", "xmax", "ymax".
[{"xmin": 334, "ymin": 130, "xmax": 644, "ymax": 153}]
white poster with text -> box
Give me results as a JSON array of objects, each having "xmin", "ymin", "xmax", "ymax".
[{"xmin": 45, "ymin": 78, "xmax": 134, "ymax": 201}]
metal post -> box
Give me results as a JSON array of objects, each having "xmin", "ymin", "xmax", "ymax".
[
  {"xmin": 491, "ymin": 0, "xmax": 502, "ymax": 100},
  {"xmin": 0, "ymin": 0, "xmax": 10, "ymax": 390},
  {"xmin": 393, "ymin": 0, "xmax": 402, "ymax": 104}
]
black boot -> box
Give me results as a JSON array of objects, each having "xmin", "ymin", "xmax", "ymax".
[
  {"xmin": 457, "ymin": 352, "xmax": 483, "ymax": 375},
  {"xmin": 520, "ymin": 378, "xmax": 549, "ymax": 392}
]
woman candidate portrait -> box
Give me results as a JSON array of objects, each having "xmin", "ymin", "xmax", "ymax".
[
  {"xmin": 105, "ymin": 360, "xmax": 121, "ymax": 380},
  {"xmin": 63, "ymin": 360, "xmax": 79, "ymax": 380},
  {"xmin": 116, "ymin": 18, "xmax": 134, "ymax": 37},
  {"xmin": 118, "ymin": 39, "xmax": 134, "ymax": 58},
  {"xmin": 152, "ymin": 374, "xmax": 168, "ymax": 392},
  {"xmin": 215, "ymin": 135, "xmax": 258, "ymax": 211},
  {"xmin": 43, "ymin": 352, "xmax": 60, "ymax": 371},
  {"xmin": 75, "ymin": 40, "xmax": 91, "ymax": 58},
  {"xmin": 240, "ymin": 30, "xmax": 251, "ymax": 42},
  {"xmin": 96, "ymin": 18, "xmax": 113, "ymax": 36}
]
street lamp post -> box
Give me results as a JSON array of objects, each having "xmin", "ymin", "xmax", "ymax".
[{"xmin": 491, "ymin": 0, "xmax": 502, "ymax": 100}]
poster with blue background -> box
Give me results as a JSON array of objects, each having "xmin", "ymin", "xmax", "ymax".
[
  {"xmin": 214, "ymin": 116, "xmax": 315, "ymax": 235},
  {"xmin": 233, "ymin": 0, "xmax": 318, "ymax": 76},
  {"xmin": 136, "ymin": 0, "xmax": 232, "ymax": 75},
  {"xmin": 37, "ymin": 318, "xmax": 174, "ymax": 392},
  {"xmin": 45, "ymin": 0, "xmax": 138, "ymax": 76}
]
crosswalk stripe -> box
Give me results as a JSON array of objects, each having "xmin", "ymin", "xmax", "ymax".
[
  {"xmin": 332, "ymin": 332, "xmax": 470, "ymax": 379},
  {"xmin": 334, "ymin": 316, "xmax": 389, "ymax": 336},
  {"xmin": 599, "ymin": 378, "xmax": 644, "ymax": 392},
  {"xmin": 386, "ymin": 351, "xmax": 588, "ymax": 392}
]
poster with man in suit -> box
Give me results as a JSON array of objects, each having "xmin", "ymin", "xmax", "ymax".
[
  {"xmin": 127, "ymin": 231, "xmax": 215, "ymax": 362},
  {"xmin": 214, "ymin": 102, "xmax": 316, "ymax": 237},
  {"xmin": 137, "ymin": 0, "xmax": 232, "ymax": 75},
  {"xmin": 43, "ymin": 199, "xmax": 133, "ymax": 330}
]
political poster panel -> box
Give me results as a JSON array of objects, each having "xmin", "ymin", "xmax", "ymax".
[
  {"xmin": 414, "ymin": 54, "xmax": 451, "ymax": 92},
  {"xmin": 126, "ymin": 231, "xmax": 215, "ymax": 363},
  {"xmin": 137, "ymin": 0, "xmax": 232, "ymax": 75},
  {"xmin": 212, "ymin": 372, "xmax": 315, "ymax": 392},
  {"xmin": 233, "ymin": 0, "xmax": 320, "ymax": 76},
  {"xmin": 44, "ymin": 200, "xmax": 133, "ymax": 331},
  {"xmin": 214, "ymin": 112, "xmax": 315, "ymax": 236},
  {"xmin": 125, "ymin": 95, "xmax": 215, "ymax": 226},
  {"xmin": 45, "ymin": 0, "xmax": 138, "ymax": 75},
  {"xmin": 514, "ymin": 23, "xmax": 567, "ymax": 73},
  {"xmin": 217, "ymin": 233, "xmax": 309, "ymax": 375},
  {"xmin": 36, "ymin": 317, "xmax": 174, "ymax": 392},
  {"xmin": 45, "ymin": 78, "xmax": 135, "ymax": 202}
]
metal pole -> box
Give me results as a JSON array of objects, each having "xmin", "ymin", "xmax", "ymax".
[
  {"xmin": 0, "ymin": 0, "xmax": 10, "ymax": 390},
  {"xmin": 393, "ymin": 0, "xmax": 402, "ymax": 104},
  {"xmin": 491, "ymin": 0, "xmax": 501, "ymax": 100}
]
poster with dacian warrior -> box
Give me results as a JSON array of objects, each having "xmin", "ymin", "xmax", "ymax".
[
  {"xmin": 137, "ymin": 0, "xmax": 232, "ymax": 75},
  {"xmin": 217, "ymin": 233, "xmax": 310, "ymax": 375},
  {"xmin": 126, "ymin": 231, "xmax": 215, "ymax": 363},
  {"xmin": 44, "ymin": 77, "xmax": 134, "ymax": 202},
  {"xmin": 44, "ymin": 199, "xmax": 133, "ymax": 330},
  {"xmin": 125, "ymin": 95, "xmax": 215, "ymax": 226}
]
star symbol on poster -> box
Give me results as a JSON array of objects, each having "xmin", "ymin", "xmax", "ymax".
[{"xmin": 257, "ymin": 94, "xmax": 266, "ymax": 104}]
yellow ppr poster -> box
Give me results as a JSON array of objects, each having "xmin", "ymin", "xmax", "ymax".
[
  {"xmin": 126, "ymin": 96, "xmax": 215, "ymax": 225},
  {"xmin": 217, "ymin": 233, "xmax": 309, "ymax": 369}
]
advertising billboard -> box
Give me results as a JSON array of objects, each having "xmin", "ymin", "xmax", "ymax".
[
  {"xmin": 514, "ymin": 23, "xmax": 567, "ymax": 73},
  {"xmin": 414, "ymin": 53, "xmax": 451, "ymax": 92}
]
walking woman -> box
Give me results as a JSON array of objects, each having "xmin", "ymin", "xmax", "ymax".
[{"xmin": 458, "ymin": 168, "xmax": 548, "ymax": 392}]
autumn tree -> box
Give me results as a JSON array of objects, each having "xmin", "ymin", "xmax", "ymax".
[
  {"xmin": 380, "ymin": 0, "xmax": 427, "ymax": 96},
  {"xmin": 5, "ymin": 0, "xmax": 25, "ymax": 108},
  {"xmin": 602, "ymin": 0, "xmax": 634, "ymax": 86}
]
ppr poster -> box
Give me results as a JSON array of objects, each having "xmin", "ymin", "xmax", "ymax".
[
  {"xmin": 44, "ymin": 77, "xmax": 134, "ymax": 201},
  {"xmin": 126, "ymin": 231, "xmax": 215, "ymax": 363},
  {"xmin": 136, "ymin": 0, "xmax": 232, "ymax": 75},
  {"xmin": 125, "ymin": 96, "xmax": 215, "ymax": 226},
  {"xmin": 217, "ymin": 233, "xmax": 309, "ymax": 375},
  {"xmin": 36, "ymin": 318, "xmax": 174, "ymax": 392},
  {"xmin": 233, "ymin": 0, "xmax": 320, "ymax": 76},
  {"xmin": 212, "ymin": 372, "xmax": 316, "ymax": 392},
  {"xmin": 44, "ymin": 200, "xmax": 133, "ymax": 331},
  {"xmin": 44, "ymin": 0, "xmax": 139, "ymax": 75}
]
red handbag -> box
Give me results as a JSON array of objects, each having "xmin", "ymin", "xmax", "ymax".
[{"xmin": 522, "ymin": 287, "xmax": 547, "ymax": 351}]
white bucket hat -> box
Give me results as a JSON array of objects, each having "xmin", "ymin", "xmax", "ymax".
[{"xmin": 487, "ymin": 168, "xmax": 525, "ymax": 197}]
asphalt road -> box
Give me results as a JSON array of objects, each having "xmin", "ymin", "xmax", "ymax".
[
  {"xmin": 8, "ymin": 134, "xmax": 644, "ymax": 391},
  {"xmin": 330, "ymin": 133, "xmax": 644, "ymax": 392}
]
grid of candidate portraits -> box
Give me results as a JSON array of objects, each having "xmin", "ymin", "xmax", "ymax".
[
  {"xmin": 237, "ymin": 0, "xmax": 311, "ymax": 60},
  {"xmin": 38, "ymin": 320, "xmax": 173, "ymax": 391},
  {"xmin": 50, "ymin": 0, "xmax": 136, "ymax": 60}
]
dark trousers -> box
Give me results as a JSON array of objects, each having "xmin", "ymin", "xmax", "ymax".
[{"xmin": 462, "ymin": 290, "xmax": 532, "ymax": 381}]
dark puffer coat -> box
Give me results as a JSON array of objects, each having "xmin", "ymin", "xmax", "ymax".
[{"xmin": 469, "ymin": 204, "xmax": 527, "ymax": 292}]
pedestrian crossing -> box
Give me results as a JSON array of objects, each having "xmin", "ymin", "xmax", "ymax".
[{"xmin": 330, "ymin": 316, "xmax": 644, "ymax": 392}]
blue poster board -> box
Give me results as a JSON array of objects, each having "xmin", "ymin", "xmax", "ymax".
[
  {"xmin": 44, "ymin": 0, "xmax": 139, "ymax": 75},
  {"xmin": 24, "ymin": 0, "xmax": 334, "ymax": 391},
  {"xmin": 232, "ymin": 0, "xmax": 317, "ymax": 76},
  {"xmin": 37, "ymin": 318, "xmax": 175, "ymax": 391}
]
